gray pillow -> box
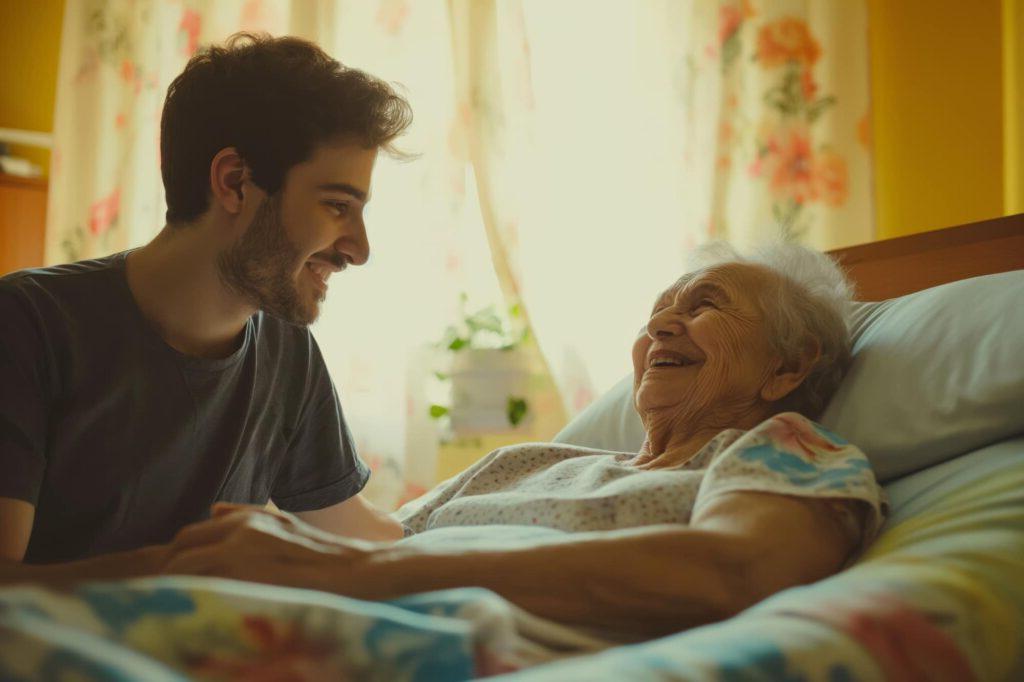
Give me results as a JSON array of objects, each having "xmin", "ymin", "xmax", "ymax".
[{"xmin": 553, "ymin": 270, "xmax": 1024, "ymax": 481}]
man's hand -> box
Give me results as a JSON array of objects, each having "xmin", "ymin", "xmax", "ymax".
[{"xmin": 163, "ymin": 503, "xmax": 386, "ymax": 596}]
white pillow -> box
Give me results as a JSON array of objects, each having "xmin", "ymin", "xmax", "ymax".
[
  {"xmin": 553, "ymin": 270, "xmax": 1024, "ymax": 481},
  {"xmin": 551, "ymin": 373, "xmax": 645, "ymax": 452}
]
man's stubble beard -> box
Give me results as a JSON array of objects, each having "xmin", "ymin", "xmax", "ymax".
[{"xmin": 217, "ymin": 194, "xmax": 320, "ymax": 327}]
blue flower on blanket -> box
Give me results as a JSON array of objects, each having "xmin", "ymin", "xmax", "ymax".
[
  {"xmin": 737, "ymin": 444, "xmax": 871, "ymax": 489},
  {"xmin": 361, "ymin": 617, "xmax": 475, "ymax": 682},
  {"xmin": 628, "ymin": 634, "xmax": 856, "ymax": 682},
  {"xmin": 79, "ymin": 586, "xmax": 195, "ymax": 636}
]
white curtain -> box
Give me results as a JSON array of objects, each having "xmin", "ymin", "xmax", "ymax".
[
  {"xmin": 47, "ymin": 0, "xmax": 874, "ymax": 505},
  {"xmin": 456, "ymin": 0, "xmax": 874, "ymax": 415}
]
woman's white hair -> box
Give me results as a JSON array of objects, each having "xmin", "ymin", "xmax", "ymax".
[{"xmin": 685, "ymin": 241, "xmax": 855, "ymax": 418}]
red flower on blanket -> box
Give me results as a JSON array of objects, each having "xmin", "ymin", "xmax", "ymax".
[
  {"xmin": 796, "ymin": 594, "xmax": 976, "ymax": 682},
  {"xmin": 187, "ymin": 615, "xmax": 348, "ymax": 681},
  {"xmin": 759, "ymin": 413, "xmax": 842, "ymax": 462}
]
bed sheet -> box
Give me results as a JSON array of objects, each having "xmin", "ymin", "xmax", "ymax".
[
  {"xmin": 494, "ymin": 436, "xmax": 1024, "ymax": 681},
  {"xmin": 2, "ymin": 438, "xmax": 1020, "ymax": 681}
]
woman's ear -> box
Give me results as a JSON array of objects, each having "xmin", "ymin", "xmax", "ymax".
[
  {"xmin": 760, "ymin": 338, "xmax": 821, "ymax": 403},
  {"xmin": 209, "ymin": 147, "xmax": 247, "ymax": 215}
]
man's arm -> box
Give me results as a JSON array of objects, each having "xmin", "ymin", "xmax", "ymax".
[
  {"xmin": 0, "ymin": 498, "xmax": 33, "ymax": 562},
  {"xmin": 294, "ymin": 494, "xmax": 404, "ymax": 542},
  {"xmin": 0, "ymin": 496, "xmax": 168, "ymax": 587},
  {"xmin": 164, "ymin": 491, "xmax": 859, "ymax": 637}
]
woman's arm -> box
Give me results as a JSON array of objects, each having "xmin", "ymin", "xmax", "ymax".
[
  {"xmin": 164, "ymin": 491, "xmax": 859, "ymax": 637},
  {"xmin": 360, "ymin": 491, "xmax": 859, "ymax": 636}
]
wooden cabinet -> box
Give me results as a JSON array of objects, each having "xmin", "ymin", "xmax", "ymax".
[{"xmin": 0, "ymin": 173, "xmax": 48, "ymax": 275}]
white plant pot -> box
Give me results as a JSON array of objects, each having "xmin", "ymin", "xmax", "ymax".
[{"xmin": 448, "ymin": 348, "xmax": 532, "ymax": 434}]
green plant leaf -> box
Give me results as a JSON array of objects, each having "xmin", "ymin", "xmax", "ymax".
[
  {"xmin": 428, "ymin": 404, "xmax": 450, "ymax": 419},
  {"xmin": 433, "ymin": 371, "xmax": 450, "ymax": 381},
  {"xmin": 807, "ymin": 95, "xmax": 837, "ymax": 123},
  {"xmin": 466, "ymin": 310, "xmax": 504, "ymax": 334},
  {"xmin": 448, "ymin": 337, "xmax": 468, "ymax": 351},
  {"xmin": 507, "ymin": 396, "xmax": 528, "ymax": 426},
  {"xmin": 721, "ymin": 32, "xmax": 742, "ymax": 72}
]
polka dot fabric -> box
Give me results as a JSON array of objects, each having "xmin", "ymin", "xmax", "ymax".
[{"xmin": 397, "ymin": 413, "xmax": 886, "ymax": 546}]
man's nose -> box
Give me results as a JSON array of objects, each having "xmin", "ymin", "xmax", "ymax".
[{"xmin": 341, "ymin": 219, "xmax": 370, "ymax": 266}]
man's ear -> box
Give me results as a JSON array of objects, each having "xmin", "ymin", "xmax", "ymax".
[
  {"xmin": 760, "ymin": 338, "xmax": 821, "ymax": 403},
  {"xmin": 209, "ymin": 147, "xmax": 247, "ymax": 215}
]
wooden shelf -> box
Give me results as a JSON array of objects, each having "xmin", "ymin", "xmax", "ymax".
[{"xmin": 0, "ymin": 172, "xmax": 48, "ymax": 275}]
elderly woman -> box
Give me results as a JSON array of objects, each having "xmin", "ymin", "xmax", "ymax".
[{"xmin": 164, "ymin": 243, "xmax": 886, "ymax": 640}]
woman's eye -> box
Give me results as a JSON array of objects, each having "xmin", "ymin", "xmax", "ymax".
[{"xmin": 692, "ymin": 299, "xmax": 716, "ymax": 312}]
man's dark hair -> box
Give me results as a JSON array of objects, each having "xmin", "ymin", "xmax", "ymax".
[{"xmin": 160, "ymin": 32, "xmax": 412, "ymax": 224}]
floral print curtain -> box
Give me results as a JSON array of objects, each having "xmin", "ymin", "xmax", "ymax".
[
  {"xmin": 455, "ymin": 0, "xmax": 874, "ymax": 416},
  {"xmin": 46, "ymin": 0, "xmax": 322, "ymax": 263},
  {"xmin": 46, "ymin": 0, "xmax": 873, "ymax": 504}
]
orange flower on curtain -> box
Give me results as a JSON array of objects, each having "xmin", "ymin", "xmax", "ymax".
[
  {"xmin": 744, "ymin": 16, "xmax": 850, "ymax": 238},
  {"xmin": 683, "ymin": 4, "xmax": 870, "ymax": 251},
  {"xmin": 756, "ymin": 16, "xmax": 822, "ymax": 67}
]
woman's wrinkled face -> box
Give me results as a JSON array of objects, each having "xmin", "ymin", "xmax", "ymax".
[{"xmin": 631, "ymin": 263, "xmax": 781, "ymax": 428}]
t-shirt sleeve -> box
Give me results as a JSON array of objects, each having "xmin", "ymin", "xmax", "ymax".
[
  {"xmin": 692, "ymin": 412, "xmax": 888, "ymax": 551},
  {"xmin": 271, "ymin": 343, "xmax": 369, "ymax": 513},
  {"xmin": 0, "ymin": 282, "xmax": 51, "ymax": 505}
]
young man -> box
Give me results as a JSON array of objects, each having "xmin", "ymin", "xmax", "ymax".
[{"xmin": 0, "ymin": 33, "xmax": 412, "ymax": 583}]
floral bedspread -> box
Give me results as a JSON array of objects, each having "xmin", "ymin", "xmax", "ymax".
[
  {"xmin": 3, "ymin": 442, "xmax": 1021, "ymax": 681},
  {"xmin": 0, "ymin": 578, "xmax": 587, "ymax": 681}
]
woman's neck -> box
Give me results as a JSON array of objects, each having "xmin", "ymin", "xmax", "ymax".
[{"xmin": 637, "ymin": 403, "xmax": 772, "ymax": 469}]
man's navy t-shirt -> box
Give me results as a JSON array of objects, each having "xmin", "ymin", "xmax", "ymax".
[{"xmin": 0, "ymin": 253, "xmax": 369, "ymax": 563}]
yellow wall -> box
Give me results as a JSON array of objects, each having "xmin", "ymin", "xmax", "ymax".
[
  {"xmin": 0, "ymin": 0, "xmax": 65, "ymax": 176},
  {"xmin": 1005, "ymin": 0, "xmax": 1024, "ymax": 213},
  {"xmin": 868, "ymin": 0, "xmax": 1006, "ymax": 238}
]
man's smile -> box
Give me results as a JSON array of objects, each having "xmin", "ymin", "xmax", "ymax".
[{"xmin": 305, "ymin": 257, "xmax": 346, "ymax": 294}]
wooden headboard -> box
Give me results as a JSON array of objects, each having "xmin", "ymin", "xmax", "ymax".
[{"xmin": 826, "ymin": 213, "xmax": 1024, "ymax": 301}]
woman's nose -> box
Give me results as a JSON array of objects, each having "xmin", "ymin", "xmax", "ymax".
[{"xmin": 647, "ymin": 311, "xmax": 683, "ymax": 338}]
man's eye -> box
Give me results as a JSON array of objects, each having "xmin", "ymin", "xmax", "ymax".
[
  {"xmin": 325, "ymin": 201, "xmax": 350, "ymax": 217},
  {"xmin": 692, "ymin": 299, "xmax": 716, "ymax": 312}
]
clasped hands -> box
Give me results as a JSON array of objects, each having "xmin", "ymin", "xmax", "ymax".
[{"xmin": 156, "ymin": 503, "xmax": 389, "ymax": 597}]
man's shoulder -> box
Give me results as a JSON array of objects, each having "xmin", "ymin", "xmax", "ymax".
[
  {"xmin": 251, "ymin": 312, "xmax": 328, "ymax": 379},
  {"xmin": 0, "ymin": 253, "xmax": 127, "ymax": 309},
  {"xmin": 251, "ymin": 314, "xmax": 336, "ymax": 409}
]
